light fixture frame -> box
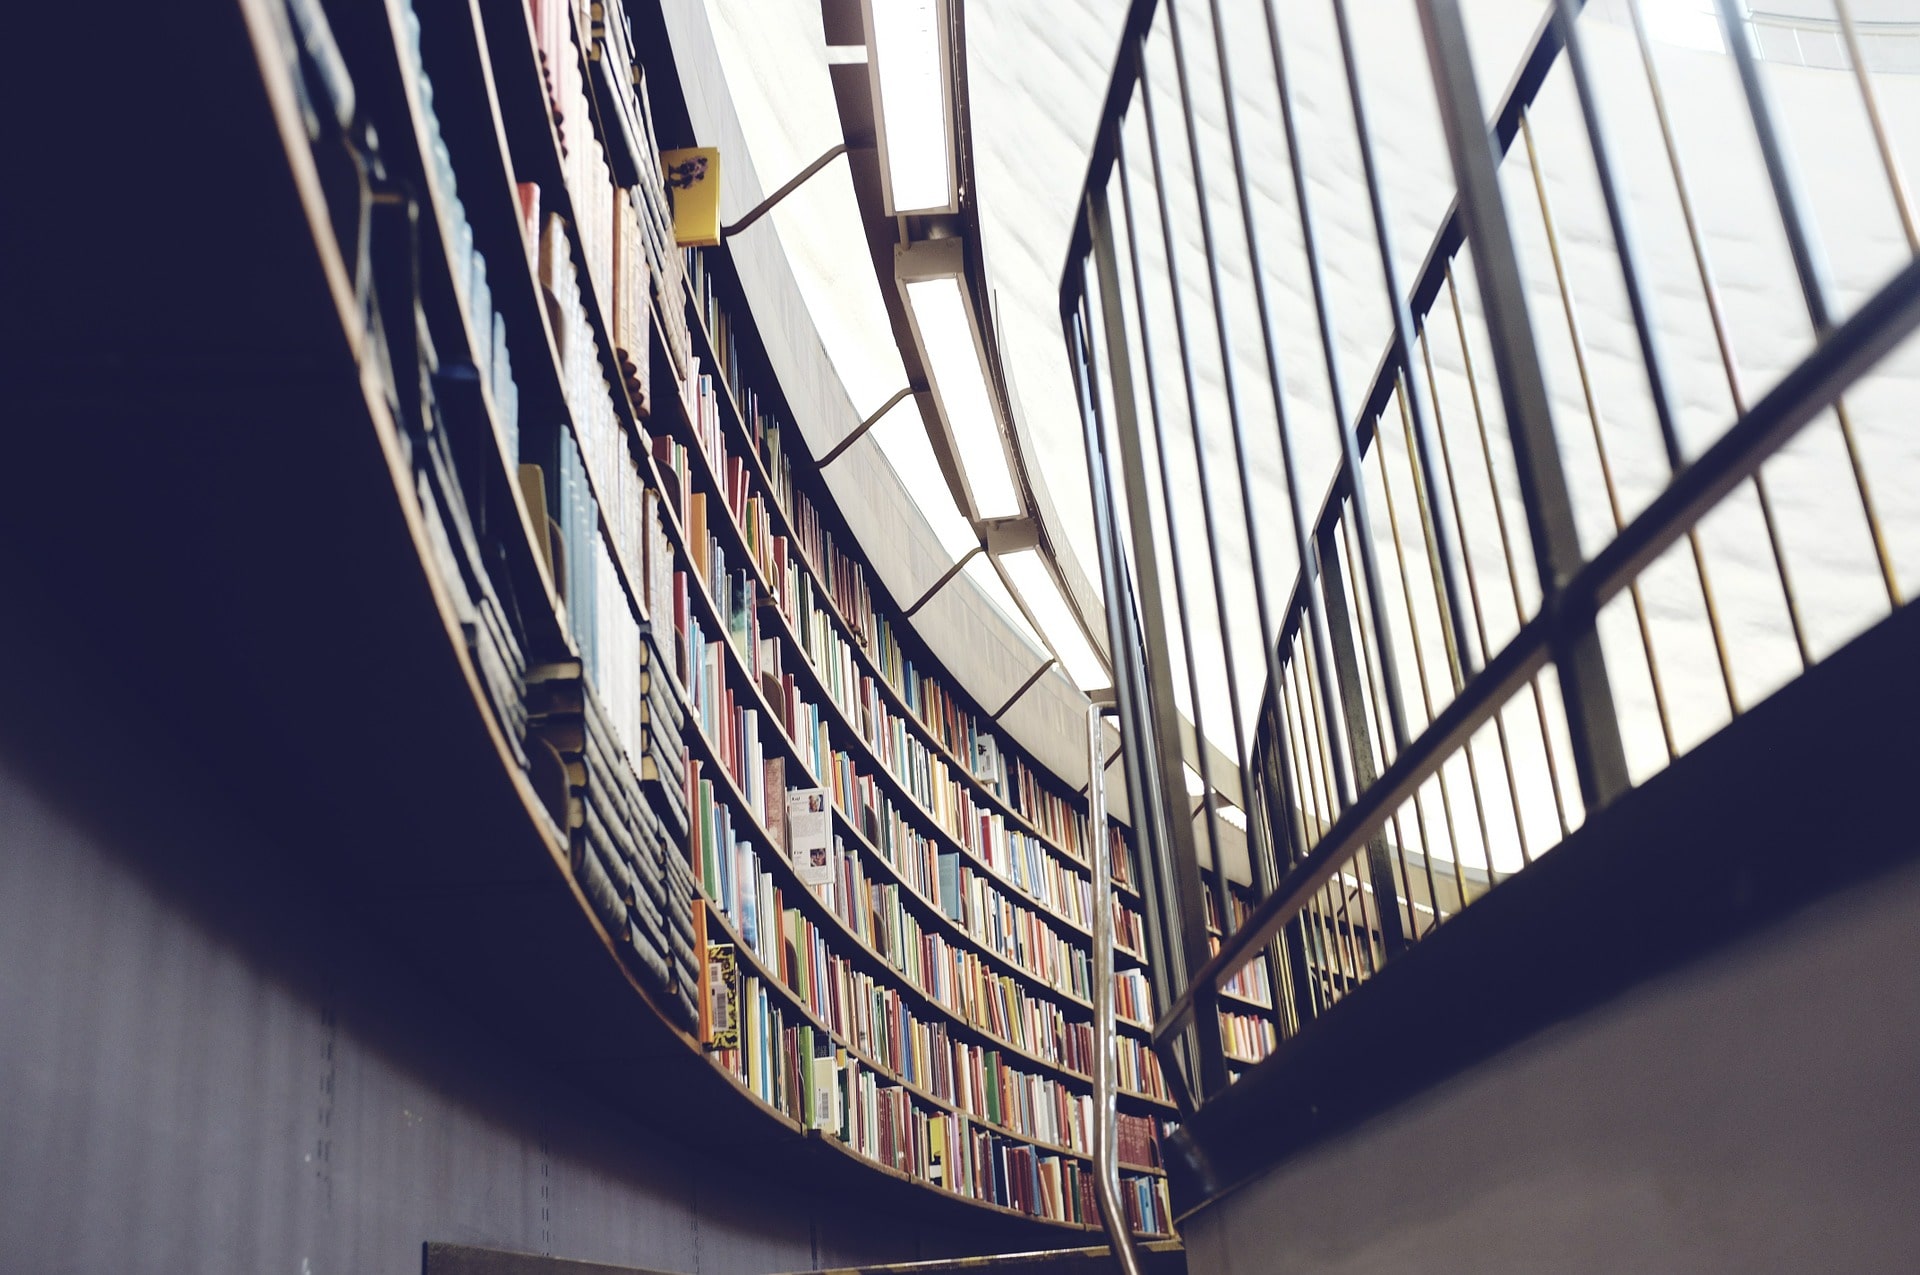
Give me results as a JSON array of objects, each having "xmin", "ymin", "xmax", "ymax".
[
  {"xmin": 895, "ymin": 236, "xmax": 1024, "ymax": 522},
  {"xmin": 860, "ymin": 0, "xmax": 960, "ymax": 217},
  {"xmin": 993, "ymin": 535, "xmax": 1113, "ymax": 693}
]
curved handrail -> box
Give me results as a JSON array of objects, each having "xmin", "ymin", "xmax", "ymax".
[{"xmin": 1058, "ymin": 0, "xmax": 1920, "ymax": 1119}]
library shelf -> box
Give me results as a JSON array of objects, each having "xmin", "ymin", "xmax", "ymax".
[
  {"xmin": 661, "ymin": 370, "xmax": 1138, "ymax": 957},
  {"xmin": 649, "ymin": 359, "xmax": 1151, "ymax": 1031},
  {"xmin": 678, "ymin": 293, "xmax": 1121, "ymax": 881},
  {"xmin": 697, "ymin": 886, "xmax": 1121, "ymax": 1173},
  {"xmin": 614, "ymin": 352, "xmax": 1166, "ymax": 1083},
  {"xmin": 427, "ymin": 0, "xmax": 664, "ymax": 636},
  {"xmin": 349, "ymin": 0, "xmax": 572, "ymax": 659},
  {"xmin": 21, "ymin": 0, "xmax": 1177, "ymax": 1235},
  {"xmin": 680, "ymin": 708, "xmax": 1114, "ymax": 1093}
]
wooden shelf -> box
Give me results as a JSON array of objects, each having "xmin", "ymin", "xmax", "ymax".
[
  {"xmin": 680, "ymin": 294, "xmax": 1110, "ymax": 869},
  {"xmin": 682, "ymin": 711, "xmax": 1104, "ymax": 1088},
  {"xmin": 663, "ymin": 375, "xmax": 1120, "ymax": 951},
  {"xmin": 699, "ymin": 890, "xmax": 1112, "ymax": 1174},
  {"xmin": 445, "ymin": 0, "xmax": 656, "ymax": 633},
  {"xmin": 639, "ymin": 407, "xmax": 1136, "ymax": 1040}
]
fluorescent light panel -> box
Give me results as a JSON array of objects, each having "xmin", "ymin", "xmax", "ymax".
[
  {"xmin": 999, "ymin": 549, "xmax": 1110, "ymax": 691},
  {"xmin": 869, "ymin": 0, "xmax": 953, "ymax": 213},
  {"xmin": 903, "ymin": 275, "xmax": 1022, "ymax": 519}
]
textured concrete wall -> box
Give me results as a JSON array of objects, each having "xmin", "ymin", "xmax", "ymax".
[
  {"xmin": 0, "ymin": 614, "xmax": 969, "ymax": 1275},
  {"xmin": 1179, "ymin": 853, "xmax": 1920, "ymax": 1273}
]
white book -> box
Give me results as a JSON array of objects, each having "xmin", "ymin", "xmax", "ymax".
[{"xmin": 786, "ymin": 787, "xmax": 833, "ymax": 888}]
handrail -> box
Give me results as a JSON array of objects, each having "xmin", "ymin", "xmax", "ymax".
[
  {"xmin": 1060, "ymin": 0, "xmax": 1920, "ymax": 1122},
  {"xmin": 1087, "ymin": 700, "xmax": 1145, "ymax": 1275}
]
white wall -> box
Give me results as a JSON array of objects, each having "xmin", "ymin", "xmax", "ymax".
[{"xmin": 1179, "ymin": 852, "xmax": 1920, "ymax": 1274}]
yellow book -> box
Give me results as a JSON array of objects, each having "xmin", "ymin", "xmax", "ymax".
[
  {"xmin": 928, "ymin": 1116, "xmax": 947, "ymax": 1187},
  {"xmin": 661, "ymin": 147, "xmax": 722, "ymax": 246}
]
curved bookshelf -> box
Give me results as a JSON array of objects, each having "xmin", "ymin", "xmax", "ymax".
[
  {"xmin": 207, "ymin": 0, "xmax": 1184, "ymax": 1237},
  {"xmin": 649, "ymin": 397, "xmax": 1131, "ymax": 1029},
  {"xmin": 667, "ymin": 296, "xmax": 1154, "ymax": 956},
  {"xmin": 677, "ymin": 292, "xmax": 1135, "ymax": 886}
]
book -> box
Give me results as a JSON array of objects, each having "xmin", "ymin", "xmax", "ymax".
[
  {"xmin": 660, "ymin": 147, "xmax": 721, "ymax": 246},
  {"xmin": 763, "ymin": 756, "xmax": 786, "ymax": 849},
  {"xmin": 786, "ymin": 786, "xmax": 832, "ymax": 889},
  {"xmin": 811, "ymin": 1032, "xmax": 838, "ymax": 1131},
  {"xmin": 704, "ymin": 941, "xmax": 739, "ymax": 1050}
]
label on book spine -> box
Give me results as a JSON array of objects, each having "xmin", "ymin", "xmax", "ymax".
[{"xmin": 703, "ymin": 942, "xmax": 739, "ymax": 1050}]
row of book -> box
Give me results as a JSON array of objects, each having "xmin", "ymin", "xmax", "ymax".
[
  {"xmin": 680, "ymin": 248, "xmax": 1181, "ymax": 1214},
  {"xmin": 656, "ymin": 502, "xmax": 1136, "ymax": 1012},
  {"xmin": 788, "ymin": 571, "xmax": 1109, "ymax": 923},
  {"xmin": 1115, "ymin": 1111, "xmax": 1162, "ymax": 1170},
  {"xmin": 681, "ymin": 254, "xmax": 1133, "ymax": 892},
  {"xmin": 307, "ymin": 0, "xmax": 1179, "ymax": 1230},
  {"xmin": 1116, "ymin": 1034, "xmax": 1171, "ymax": 1103},
  {"xmin": 418, "ymin": 361, "xmax": 532, "ymax": 772},
  {"xmin": 709, "ymin": 978, "xmax": 1162, "ymax": 1227},
  {"xmin": 692, "ymin": 784, "xmax": 1104, "ymax": 1079},
  {"xmin": 789, "ymin": 579, "xmax": 1112, "ymax": 933},
  {"xmin": 310, "ymin": 0, "xmax": 536, "ymax": 777},
  {"xmin": 536, "ymin": 0, "xmax": 690, "ymax": 385},
  {"xmin": 525, "ymin": 654, "xmax": 696, "ymax": 1024},
  {"xmin": 804, "ymin": 730, "xmax": 1118, "ymax": 1004},
  {"xmin": 396, "ymin": 0, "xmax": 523, "ymax": 465},
  {"xmin": 1220, "ymin": 1010, "xmax": 1277, "ymax": 1066},
  {"xmin": 1115, "ymin": 969, "xmax": 1153, "ymax": 1029},
  {"xmin": 1119, "ymin": 1175, "xmax": 1175, "ymax": 1238},
  {"xmin": 664, "ymin": 334, "xmax": 1129, "ymax": 925},
  {"xmin": 536, "ymin": 209, "xmax": 655, "ymax": 611},
  {"xmin": 868, "ymin": 875, "xmax": 1093, "ymax": 1011}
]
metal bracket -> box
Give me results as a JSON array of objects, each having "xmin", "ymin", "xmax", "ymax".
[{"xmin": 720, "ymin": 141, "xmax": 863, "ymax": 239}]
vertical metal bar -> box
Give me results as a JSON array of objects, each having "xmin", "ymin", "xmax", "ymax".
[
  {"xmin": 1260, "ymin": 0, "xmax": 1412, "ymax": 757},
  {"xmin": 1417, "ymin": 329, "xmax": 1533, "ymax": 866},
  {"xmin": 1284, "ymin": 650, "xmax": 1329, "ymax": 839},
  {"xmin": 1084, "ymin": 166, "xmax": 1230, "ymax": 1100},
  {"xmin": 1834, "ymin": 0, "xmax": 1919, "ymax": 254},
  {"xmin": 1413, "ymin": 0, "xmax": 1631, "ymax": 812},
  {"xmin": 1295, "ymin": 625, "xmax": 1343, "ymax": 850},
  {"xmin": 1370, "ymin": 416, "xmax": 1478, "ymax": 901},
  {"xmin": 1519, "ymin": 111, "xmax": 1679, "ymax": 762},
  {"xmin": 1154, "ymin": 0, "xmax": 1345, "ymax": 1077},
  {"xmin": 1065, "ymin": 273, "xmax": 1190, "ymax": 1112},
  {"xmin": 1444, "ymin": 267, "xmax": 1572, "ymax": 838},
  {"xmin": 1328, "ymin": 0, "xmax": 1480, "ymax": 685},
  {"xmin": 1339, "ymin": 510, "xmax": 1435, "ymax": 933},
  {"xmin": 1111, "ymin": 112, "xmax": 1235, "ymax": 968},
  {"xmin": 1625, "ymin": 0, "xmax": 1812, "ymax": 674},
  {"xmin": 1390, "ymin": 372, "xmax": 1504, "ymax": 885},
  {"xmin": 1175, "ymin": 0, "xmax": 1386, "ymax": 828},
  {"xmin": 1256, "ymin": 718, "xmax": 1318, "ymax": 1033},
  {"xmin": 1087, "ymin": 703, "xmax": 1146, "ymax": 1275},
  {"xmin": 1713, "ymin": 0, "xmax": 1833, "ymax": 333},
  {"xmin": 1548, "ymin": 0, "xmax": 1740, "ymax": 719},
  {"xmin": 1317, "ymin": 522, "xmax": 1409, "ymax": 955},
  {"xmin": 1712, "ymin": 0, "xmax": 1900, "ymax": 610}
]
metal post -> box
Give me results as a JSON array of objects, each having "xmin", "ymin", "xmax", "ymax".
[
  {"xmin": 1316, "ymin": 524, "xmax": 1408, "ymax": 956},
  {"xmin": 1088, "ymin": 702, "xmax": 1146, "ymax": 1275},
  {"xmin": 1084, "ymin": 179, "xmax": 1230, "ymax": 1102},
  {"xmin": 1413, "ymin": 0, "xmax": 1630, "ymax": 812},
  {"xmin": 1065, "ymin": 285, "xmax": 1193, "ymax": 1113}
]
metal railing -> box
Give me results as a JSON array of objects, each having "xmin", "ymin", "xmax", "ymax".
[{"xmin": 1061, "ymin": 0, "xmax": 1919, "ymax": 1117}]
